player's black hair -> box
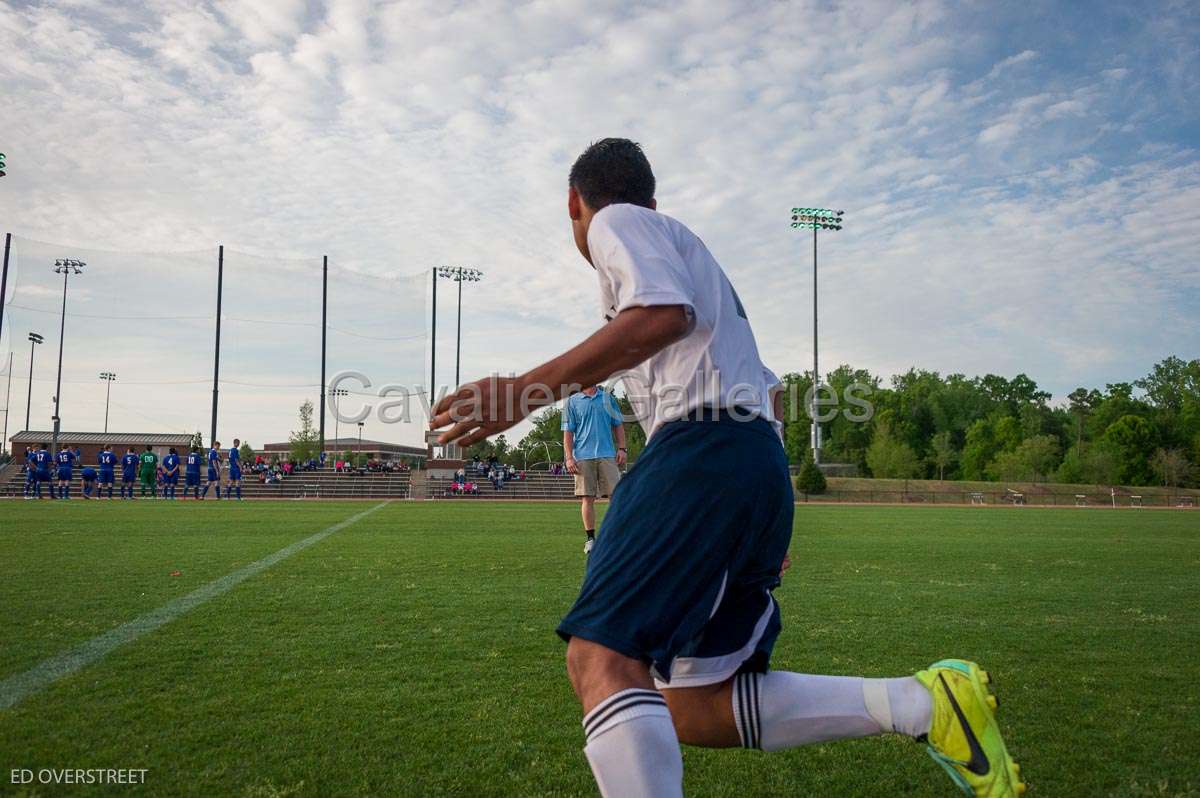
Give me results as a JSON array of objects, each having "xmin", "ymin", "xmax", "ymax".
[
  {"xmin": 145, "ymin": 445, "xmax": 153, "ymax": 452},
  {"xmin": 169, "ymin": 447, "xmax": 177, "ymax": 455},
  {"xmin": 568, "ymin": 138, "xmax": 655, "ymax": 211}
]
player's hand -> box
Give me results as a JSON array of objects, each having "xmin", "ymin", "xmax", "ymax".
[
  {"xmin": 779, "ymin": 553, "xmax": 791, "ymax": 578},
  {"xmin": 615, "ymin": 449, "xmax": 627, "ymax": 467},
  {"xmin": 566, "ymin": 457, "xmax": 578, "ymax": 474},
  {"xmin": 431, "ymin": 375, "xmax": 546, "ymax": 447}
]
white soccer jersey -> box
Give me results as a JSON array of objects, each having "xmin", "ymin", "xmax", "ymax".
[{"xmin": 587, "ymin": 203, "xmax": 780, "ymax": 439}]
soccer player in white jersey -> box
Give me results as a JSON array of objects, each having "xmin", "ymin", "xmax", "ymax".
[{"xmin": 431, "ymin": 139, "xmax": 1022, "ymax": 797}]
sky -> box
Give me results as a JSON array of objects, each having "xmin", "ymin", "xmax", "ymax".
[{"xmin": 1, "ymin": 0, "xmax": 1198, "ymax": 447}]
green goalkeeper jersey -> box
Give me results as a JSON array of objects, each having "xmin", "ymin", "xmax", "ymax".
[{"xmin": 139, "ymin": 452, "xmax": 158, "ymax": 473}]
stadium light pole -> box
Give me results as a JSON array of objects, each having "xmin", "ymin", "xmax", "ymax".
[
  {"xmin": 329, "ymin": 387, "xmax": 349, "ymax": 450},
  {"xmin": 50, "ymin": 258, "xmax": 84, "ymax": 456},
  {"xmin": 25, "ymin": 332, "xmax": 43, "ymax": 431},
  {"xmin": 436, "ymin": 267, "xmax": 484, "ymax": 389},
  {"xmin": 790, "ymin": 208, "xmax": 844, "ymax": 466},
  {"xmin": 2, "ymin": 352, "xmax": 11, "ymax": 453},
  {"xmin": 99, "ymin": 372, "xmax": 116, "ymax": 433},
  {"xmin": 357, "ymin": 421, "xmax": 364, "ymax": 460}
]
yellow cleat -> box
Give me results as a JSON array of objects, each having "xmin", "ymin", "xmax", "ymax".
[{"xmin": 915, "ymin": 659, "xmax": 1026, "ymax": 797}]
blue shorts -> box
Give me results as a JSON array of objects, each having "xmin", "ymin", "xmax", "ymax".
[
  {"xmin": 123, "ymin": 470, "xmax": 136, "ymax": 483},
  {"xmin": 186, "ymin": 472, "xmax": 200, "ymax": 487},
  {"xmin": 207, "ymin": 467, "xmax": 219, "ymax": 482},
  {"xmin": 99, "ymin": 469, "xmax": 114, "ymax": 485},
  {"xmin": 164, "ymin": 474, "xmax": 178, "ymax": 485},
  {"xmin": 36, "ymin": 470, "xmax": 51, "ymax": 483},
  {"xmin": 57, "ymin": 467, "xmax": 72, "ymax": 481},
  {"xmin": 557, "ymin": 411, "xmax": 793, "ymax": 687},
  {"xmin": 229, "ymin": 466, "xmax": 242, "ymax": 481}
]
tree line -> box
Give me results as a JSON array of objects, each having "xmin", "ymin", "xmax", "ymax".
[
  {"xmin": 461, "ymin": 356, "xmax": 1199, "ymax": 490},
  {"xmin": 777, "ymin": 355, "xmax": 1199, "ymax": 488}
]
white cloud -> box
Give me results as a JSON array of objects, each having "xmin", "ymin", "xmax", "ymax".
[{"xmin": 0, "ymin": 0, "xmax": 1196, "ymax": 442}]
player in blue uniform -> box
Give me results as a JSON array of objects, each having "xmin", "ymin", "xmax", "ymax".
[
  {"xmin": 201, "ymin": 441, "xmax": 222, "ymax": 499},
  {"xmin": 23, "ymin": 448, "xmax": 37, "ymax": 499},
  {"xmin": 161, "ymin": 448, "xmax": 181, "ymax": 500},
  {"xmin": 80, "ymin": 465, "xmax": 98, "ymax": 498},
  {"xmin": 120, "ymin": 447, "xmax": 139, "ymax": 499},
  {"xmin": 97, "ymin": 445, "xmax": 118, "ymax": 499},
  {"xmin": 30, "ymin": 444, "xmax": 52, "ymax": 499},
  {"xmin": 185, "ymin": 446, "xmax": 203, "ymax": 499},
  {"xmin": 226, "ymin": 438, "xmax": 243, "ymax": 500},
  {"xmin": 55, "ymin": 446, "xmax": 77, "ymax": 499}
]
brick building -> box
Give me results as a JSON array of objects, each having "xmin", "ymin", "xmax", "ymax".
[
  {"xmin": 8, "ymin": 431, "xmax": 195, "ymax": 464},
  {"xmin": 258, "ymin": 437, "xmax": 426, "ymax": 465}
]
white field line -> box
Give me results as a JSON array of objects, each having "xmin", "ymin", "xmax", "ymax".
[{"xmin": 0, "ymin": 501, "xmax": 390, "ymax": 711}]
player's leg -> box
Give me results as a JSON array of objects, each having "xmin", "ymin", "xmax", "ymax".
[
  {"xmin": 580, "ymin": 496, "xmax": 596, "ymax": 553},
  {"xmin": 566, "ymin": 637, "xmax": 683, "ymax": 798},
  {"xmin": 662, "ymin": 669, "xmax": 932, "ymax": 749}
]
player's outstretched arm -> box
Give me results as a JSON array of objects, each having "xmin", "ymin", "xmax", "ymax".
[{"xmin": 431, "ymin": 304, "xmax": 690, "ymax": 447}]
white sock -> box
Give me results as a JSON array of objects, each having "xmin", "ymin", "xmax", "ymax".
[
  {"xmin": 732, "ymin": 672, "xmax": 932, "ymax": 751},
  {"xmin": 582, "ymin": 688, "xmax": 683, "ymax": 798}
]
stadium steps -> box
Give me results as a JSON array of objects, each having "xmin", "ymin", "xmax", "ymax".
[
  {"xmin": 429, "ymin": 472, "xmax": 577, "ymax": 500},
  {"xmin": 0, "ymin": 467, "xmax": 412, "ymax": 499}
]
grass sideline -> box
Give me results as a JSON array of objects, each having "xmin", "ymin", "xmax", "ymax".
[{"xmin": 1, "ymin": 501, "xmax": 1198, "ymax": 796}]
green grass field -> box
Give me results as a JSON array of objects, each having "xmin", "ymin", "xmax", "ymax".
[{"xmin": 1, "ymin": 501, "xmax": 1198, "ymax": 797}]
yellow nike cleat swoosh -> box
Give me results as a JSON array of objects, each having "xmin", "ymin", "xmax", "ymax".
[{"xmin": 915, "ymin": 659, "xmax": 1026, "ymax": 797}]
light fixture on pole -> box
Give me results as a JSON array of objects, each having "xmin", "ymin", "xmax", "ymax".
[
  {"xmin": 329, "ymin": 387, "xmax": 349, "ymax": 451},
  {"xmin": 436, "ymin": 266, "xmax": 484, "ymax": 388},
  {"xmin": 50, "ymin": 258, "xmax": 84, "ymax": 456},
  {"xmin": 25, "ymin": 332, "xmax": 43, "ymax": 431},
  {"xmin": 99, "ymin": 372, "xmax": 116, "ymax": 433},
  {"xmin": 790, "ymin": 208, "xmax": 844, "ymax": 466},
  {"xmin": 357, "ymin": 421, "xmax": 364, "ymax": 463}
]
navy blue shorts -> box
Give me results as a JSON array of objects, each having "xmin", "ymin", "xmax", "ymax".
[
  {"xmin": 557, "ymin": 412, "xmax": 793, "ymax": 687},
  {"xmin": 164, "ymin": 474, "xmax": 178, "ymax": 485},
  {"xmin": 57, "ymin": 468, "xmax": 72, "ymax": 481},
  {"xmin": 207, "ymin": 467, "xmax": 219, "ymax": 482},
  {"xmin": 229, "ymin": 467, "xmax": 242, "ymax": 481},
  {"xmin": 99, "ymin": 469, "xmax": 114, "ymax": 485},
  {"xmin": 186, "ymin": 472, "xmax": 200, "ymax": 487},
  {"xmin": 123, "ymin": 470, "xmax": 136, "ymax": 483}
]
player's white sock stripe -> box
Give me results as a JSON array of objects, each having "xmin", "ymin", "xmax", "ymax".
[
  {"xmin": 733, "ymin": 672, "xmax": 762, "ymax": 749},
  {"xmin": 583, "ymin": 689, "xmax": 667, "ymax": 741},
  {"xmin": 584, "ymin": 687, "xmax": 661, "ymax": 726}
]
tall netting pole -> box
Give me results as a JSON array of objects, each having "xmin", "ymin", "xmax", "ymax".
[
  {"xmin": 320, "ymin": 254, "xmax": 328, "ymax": 456},
  {"xmin": 0, "ymin": 233, "xmax": 10, "ymax": 346},
  {"xmin": 210, "ymin": 245, "xmax": 224, "ymax": 446},
  {"xmin": 430, "ymin": 268, "xmax": 438, "ymax": 401}
]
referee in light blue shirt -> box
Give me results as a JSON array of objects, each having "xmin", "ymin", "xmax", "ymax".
[{"xmin": 562, "ymin": 385, "xmax": 626, "ymax": 554}]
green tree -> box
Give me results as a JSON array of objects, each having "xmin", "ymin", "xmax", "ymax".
[
  {"xmin": 1104, "ymin": 415, "xmax": 1157, "ymax": 485},
  {"xmin": 795, "ymin": 455, "xmax": 827, "ymax": 495},
  {"xmin": 288, "ymin": 400, "xmax": 320, "ymax": 464},
  {"xmin": 239, "ymin": 442, "xmax": 254, "ymax": 463},
  {"xmin": 961, "ymin": 419, "xmax": 997, "ymax": 480},
  {"xmin": 1151, "ymin": 448, "xmax": 1194, "ymax": 489},
  {"xmin": 929, "ymin": 431, "xmax": 957, "ymax": 481},
  {"xmin": 190, "ymin": 431, "xmax": 204, "ymax": 450},
  {"xmin": 865, "ymin": 418, "xmax": 921, "ymax": 479}
]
